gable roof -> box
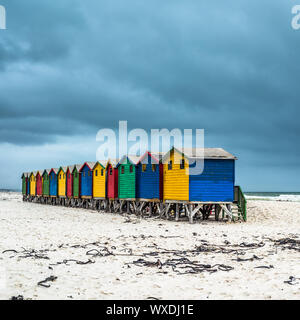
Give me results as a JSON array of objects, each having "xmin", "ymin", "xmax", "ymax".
[
  {"xmin": 21, "ymin": 172, "xmax": 29, "ymax": 178},
  {"xmin": 137, "ymin": 151, "xmax": 163, "ymax": 165},
  {"xmin": 58, "ymin": 166, "xmax": 68, "ymax": 173},
  {"xmin": 79, "ymin": 162, "xmax": 96, "ymax": 172},
  {"xmin": 116, "ymin": 155, "xmax": 141, "ymax": 168},
  {"xmin": 42, "ymin": 169, "xmax": 51, "ymax": 176},
  {"xmin": 105, "ymin": 158, "xmax": 120, "ymax": 169},
  {"xmin": 162, "ymin": 147, "xmax": 237, "ymax": 162},
  {"xmin": 71, "ymin": 164, "xmax": 82, "ymax": 173},
  {"xmin": 92, "ymin": 161, "xmax": 106, "ymax": 170},
  {"xmin": 49, "ymin": 168, "xmax": 59, "ymax": 175}
]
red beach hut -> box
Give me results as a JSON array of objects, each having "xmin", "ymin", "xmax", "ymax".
[
  {"xmin": 106, "ymin": 159, "xmax": 119, "ymax": 199},
  {"xmin": 36, "ymin": 171, "xmax": 43, "ymax": 196},
  {"xmin": 66, "ymin": 165, "xmax": 74, "ymax": 198}
]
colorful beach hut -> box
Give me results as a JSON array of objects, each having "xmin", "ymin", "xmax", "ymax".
[
  {"xmin": 21, "ymin": 173, "xmax": 29, "ymax": 195},
  {"xmin": 29, "ymin": 172, "xmax": 36, "ymax": 196},
  {"xmin": 36, "ymin": 171, "xmax": 43, "ymax": 196},
  {"xmin": 106, "ymin": 159, "xmax": 119, "ymax": 199},
  {"xmin": 93, "ymin": 161, "xmax": 106, "ymax": 199},
  {"xmin": 66, "ymin": 165, "xmax": 74, "ymax": 198},
  {"xmin": 136, "ymin": 152, "xmax": 163, "ymax": 200},
  {"xmin": 27, "ymin": 174, "xmax": 30, "ymax": 195},
  {"xmin": 80, "ymin": 162, "xmax": 95, "ymax": 198},
  {"xmin": 49, "ymin": 168, "xmax": 58, "ymax": 197},
  {"xmin": 162, "ymin": 147, "xmax": 237, "ymax": 202},
  {"xmin": 72, "ymin": 164, "xmax": 81, "ymax": 198},
  {"xmin": 116, "ymin": 155, "xmax": 140, "ymax": 199},
  {"xmin": 42, "ymin": 169, "xmax": 50, "ymax": 197},
  {"xmin": 57, "ymin": 166, "xmax": 67, "ymax": 197}
]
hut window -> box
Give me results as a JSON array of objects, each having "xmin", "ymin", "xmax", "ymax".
[
  {"xmin": 142, "ymin": 164, "xmax": 147, "ymax": 172},
  {"xmin": 110, "ymin": 168, "xmax": 112, "ymax": 175},
  {"xmin": 75, "ymin": 173, "xmax": 77, "ymax": 178},
  {"xmin": 180, "ymin": 159, "xmax": 185, "ymax": 169},
  {"xmin": 101, "ymin": 169, "xmax": 104, "ymax": 176},
  {"xmin": 88, "ymin": 171, "xmax": 91, "ymax": 177},
  {"xmin": 121, "ymin": 166, "xmax": 124, "ymax": 174},
  {"xmin": 83, "ymin": 172, "xmax": 85, "ymax": 177},
  {"xmin": 168, "ymin": 161, "xmax": 172, "ymax": 170},
  {"xmin": 60, "ymin": 174, "xmax": 61, "ymax": 180},
  {"xmin": 50, "ymin": 176, "xmax": 52, "ymax": 180},
  {"xmin": 130, "ymin": 165, "xmax": 133, "ymax": 173},
  {"xmin": 152, "ymin": 164, "xmax": 156, "ymax": 172},
  {"xmin": 95, "ymin": 170, "xmax": 98, "ymax": 177}
]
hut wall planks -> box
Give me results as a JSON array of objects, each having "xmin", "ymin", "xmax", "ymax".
[
  {"xmin": 163, "ymin": 149, "xmax": 189, "ymax": 201},
  {"xmin": 136, "ymin": 153, "xmax": 161, "ymax": 200},
  {"xmin": 189, "ymin": 159, "xmax": 235, "ymax": 202},
  {"xmin": 106, "ymin": 163, "xmax": 118, "ymax": 199},
  {"xmin": 58, "ymin": 168, "xmax": 66, "ymax": 197},
  {"xmin": 118, "ymin": 159, "xmax": 136, "ymax": 199},
  {"xmin": 93, "ymin": 163, "xmax": 106, "ymax": 198}
]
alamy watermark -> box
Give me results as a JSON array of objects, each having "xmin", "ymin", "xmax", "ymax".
[
  {"xmin": 96, "ymin": 121, "xmax": 205, "ymax": 175},
  {"xmin": 0, "ymin": 5, "xmax": 6, "ymax": 29},
  {"xmin": 292, "ymin": 5, "xmax": 300, "ymax": 29}
]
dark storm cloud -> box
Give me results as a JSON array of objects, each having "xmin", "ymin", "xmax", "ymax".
[{"xmin": 0, "ymin": 0, "xmax": 299, "ymax": 190}]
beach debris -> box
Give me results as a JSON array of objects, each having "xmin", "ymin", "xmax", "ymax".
[
  {"xmin": 284, "ymin": 276, "xmax": 299, "ymax": 285},
  {"xmin": 10, "ymin": 295, "xmax": 24, "ymax": 300},
  {"xmin": 49, "ymin": 259, "xmax": 95, "ymax": 266},
  {"xmin": 86, "ymin": 247, "xmax": 113, "ymax": 257},
  {"xmin": 2, "ymin": 249, "xmax": 18, "ymax": 254},
  {"xmin": 127, "ymin": 257, "xmax": 233, "ymax": 274},
  {"xmin": 38, "ymin": 276, "xmax": 57, "ymax": 288},
  {"xmin": 254, "ymin": 265, "xmax": 274, "ymax": 269},
  {"xmin": 273, "ymin": 238, "xmax": 300, "ymax": 252},
  {"xmin": 233, "ymin": 255, "xmax": 263, "ymax": 262}
]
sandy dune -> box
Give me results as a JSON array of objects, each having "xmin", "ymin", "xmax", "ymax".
[{"xmin": 0, "ymin": 192, "xmax": 299, "ymax": 300}]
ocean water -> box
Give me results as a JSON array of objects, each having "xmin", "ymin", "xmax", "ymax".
[{"xmin": 245, "ymin": 192, "xmax": 300, "ymax": 202}]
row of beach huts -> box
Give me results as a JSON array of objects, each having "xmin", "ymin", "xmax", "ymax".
[{"xmin": 22, "ymin": 147, "xmax": 247, "ymax": 222}]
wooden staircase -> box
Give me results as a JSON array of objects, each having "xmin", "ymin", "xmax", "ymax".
[{"xmin": 220, "ymin": 186, "xmax": 247, "ymax": 222}]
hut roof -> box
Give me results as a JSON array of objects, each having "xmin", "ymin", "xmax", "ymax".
[
  {"xmin": 58, "ymin": 166, "xmax": 68, "ymax": 173},
  {"xmin": 105, "ymin": 158, "xmax": 120, "ymax": 169},
  {"xmin": 162, "ymin": 147, "xmax": 237, "ymax": 162},
  {"xmin": 49, "ymin": 168, "xmax": 59, "ymax": 174},
  {"xmin": 137, "ymin": 151, "xmax": 164, "ymax": 164},
  {"xmin": 92, "ymin": 161, "xmax": 106, "ymax": 170},
  {"xmin": 79, "ymin": 162, "xmax": 96, "ymax": 172},
  {"xmin": 71, "ymin": 164, "xmax": 82, "ymax": 173},
  {"xmin": 116, "ymin": 155, "xmax": 141, "ymax": 167},
  {"xmin": 21, "ymin": 172, "xmax": 29, "ymax": 178}
]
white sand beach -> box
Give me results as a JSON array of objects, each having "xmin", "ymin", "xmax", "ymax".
[{"xmin": 0, "ymin": 191, "xmax": 299, "ymax": 300}]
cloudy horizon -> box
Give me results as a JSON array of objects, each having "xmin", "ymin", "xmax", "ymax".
[{"xmin": 0, "ymin": 0, "xmax": 299, "ymax": 191}]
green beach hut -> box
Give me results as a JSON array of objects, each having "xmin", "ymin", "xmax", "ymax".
[
  {"xmin": 21, "ymin": 173, "xmax": 29, "ymax": 195},
  {"xmin": 116, "ymin": 155, "xmax": 140, "ymax": 199},
  {"xmin": 72, "ymin": 164, "xmax": 82, "ymax": 198},
  {"xmin": 42, "ymin": 169, "xmax": 50, "ymax": 197}
]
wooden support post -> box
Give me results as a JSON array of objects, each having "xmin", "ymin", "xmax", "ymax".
[
  {"xmin": 175, "ymin": 203, "xmax": 179, "ymax": 221},
  {"xmin": 149, "ymin": 202, "xmax": 152, "ymax": 217},
  {"xmin": 126, "ymin": 201, "xmax": 130, "ymax": 214}
]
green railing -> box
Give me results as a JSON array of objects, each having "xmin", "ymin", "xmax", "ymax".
[{"xmin": 234, "ymin": 186, "xmax": 247, "ymax": 221}]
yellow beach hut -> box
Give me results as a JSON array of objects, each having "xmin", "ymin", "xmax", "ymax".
[
  {"xmin": 93, "ymin": 161, "xmax": 107, "ymax": 199},
  {"xmin": 162, "ymin": 147, "xmax": 189, "ymax": 201},
  {"xmin": 57, "ymin": 166, "xmax": 67, "ymax": 197},
  {"xmin": 29, "ymin": 171, "xmax": 37, "ymax": 196}
]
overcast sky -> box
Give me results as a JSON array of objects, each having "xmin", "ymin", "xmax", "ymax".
[{"xmin": 0, "ymin": 0, "xmax": 299, "ymax": 191}]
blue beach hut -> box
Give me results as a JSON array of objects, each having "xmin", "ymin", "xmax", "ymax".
[
  {"xmin": 162, "ymin": 147, "xmax": 237, "ymax": 202},
  {"xmin": 136, "ymin": 152, "xmax": 163, "ymax": 200},
  {"xmin": 49, "ymin": 168, "xmax": 58, "ymax": 197},
  {"xmin": 79, "ymin": 162, "xmax": 95, "ymax": 198}
]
